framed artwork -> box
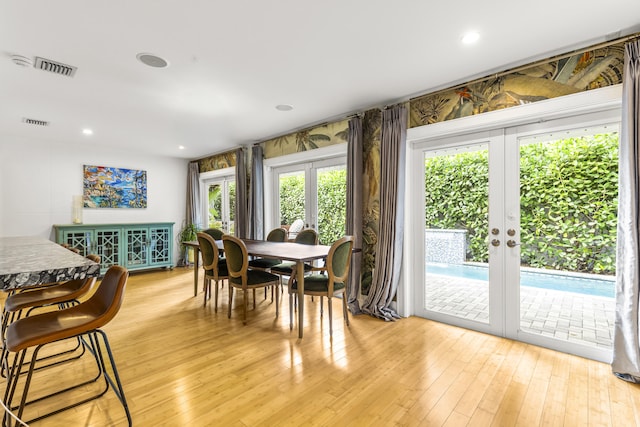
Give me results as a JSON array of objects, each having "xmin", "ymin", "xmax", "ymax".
[{"xmin": 83, "ymin": 165, "xmax": 147, "ymax": 208}]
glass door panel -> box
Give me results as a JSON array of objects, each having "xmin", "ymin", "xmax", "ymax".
[
  {"xmin": 273, "ymin": 157, "xmax": 347, "ymax": 243},
  {"xmin": 205, "ymin": 178, "xmax": 235, "ymax": 233},
  {"xmin": 278, "ymin": 169, "xmax": 306, "ymax": 233},
  {"xmin": 423, "ymin": 144, "xmax": 491, "ymax": 325},
  {"xmin": 316, "ymin": 164, "xmax": 346, "ymax": 245},
  {"xmin": 207, "ymin": 182, "xmax": 223, "ymax": 229},
  {"xmin": 513, "ymin": 127, "xmax": 618, "ymax": 352}
]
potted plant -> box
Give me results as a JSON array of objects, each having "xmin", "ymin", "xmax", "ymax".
[{"xmin": 178, "ymin": 221, "xmax": 200, "ymax": 266}]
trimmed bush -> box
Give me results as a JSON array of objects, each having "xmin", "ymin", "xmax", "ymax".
[{"xmin": 424, "ymin": 133, "xmax": 618, "ymax": 275}]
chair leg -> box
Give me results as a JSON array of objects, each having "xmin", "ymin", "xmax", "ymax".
[
  {"xmin": 328, "ymin": 297, "xmax": 333, "ymax": 337},
  {"xmin": 5, "ymin": 330, "xmax": 131, "ymax": 426},
  {"xmin": 203, "ymin": 278, "xmax": 208, "ymax": 306},
  {"xmin": 342, "ymin": 295, "xmax": 350, "ymax": 326},
  {"xmin": 214, "ymin": 279, "xmax": 219, "ymax": 313},
  {"xmin": 228, "ymin": 288, "xmax": 233, "ymax": 319},
  {"xmin": 289, "ymin": 292, "xmax": 294, "ymax": 330},
  {"xmin": 243, "ymin": 290, "xmax": 248, "ymax": 325},
  {"xmin": 320, "ymin": 296, "xmax": 324, "ymax": 317},
  {"xmin": 274, "ymin": 285, "xmax": 279, "ymax": 317}
]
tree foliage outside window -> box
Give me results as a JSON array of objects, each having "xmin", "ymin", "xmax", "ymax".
[{"xmin": 424, "ymin": 133, "xmax": 618, "ymax": 275}]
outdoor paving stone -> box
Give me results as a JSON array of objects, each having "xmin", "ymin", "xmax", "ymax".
[{"xmin": 425, "ymin": 274, "xmax": 614, "ymax": 349}]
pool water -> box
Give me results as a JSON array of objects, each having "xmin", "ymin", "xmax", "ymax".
[{"xmin": 426, "ymin": 263, "xmax": 615, "ymax": 298}]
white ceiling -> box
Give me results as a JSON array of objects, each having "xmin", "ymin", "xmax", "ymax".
[{"xmin": 1, "ymin": 1, "xmax": 639, "ymax": 160}]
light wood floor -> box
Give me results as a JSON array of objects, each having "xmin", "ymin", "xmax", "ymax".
[{"xmin": 3, "ymin": 267, "xmax": 640, "ymax": 426}]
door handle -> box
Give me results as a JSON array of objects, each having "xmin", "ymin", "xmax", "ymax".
[
  {"xmin": 506, "ymin": 240, "xmax": 520, "ymax": 248},
  {"xmin": 491, "ymin": 239, "xmax": 500, "ymax": 247}
]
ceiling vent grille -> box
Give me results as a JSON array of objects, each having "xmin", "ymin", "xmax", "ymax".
[
  {"xmin": 34, "ymin": 57, "xmax": 77, "ymax": 77},
  {"xmin": 22, "ymin": 118, "xmax": 50, "ymax": 127}
]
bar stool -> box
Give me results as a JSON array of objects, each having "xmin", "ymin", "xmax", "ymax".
[
  {"xmin": 0, "ymin": 255, "xmax": 101, "ymax": 376},
  {"xmin": 2, "ymin": 265, "xmax": 132, "ymax": 426}
]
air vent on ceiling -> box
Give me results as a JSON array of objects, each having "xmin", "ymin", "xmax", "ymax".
[
  {"xmin": 22, "ymin": 117, "xmax": 50, "ymax": 127},
  {"xmin": 34, "ymin": 57, "xmax": 77, "ymax": 77}
]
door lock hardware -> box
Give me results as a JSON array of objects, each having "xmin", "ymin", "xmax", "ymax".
[
  {"xmin": 507, "ymin": 229, "xmax": 516, "ymax": 236},
  {"xmin": 491, "ymin": 228, "xmax": 500, "ymax": 235},
  {"xmin": 491, "ymin": 239, "xmax": 500, "ymax": 247},
  {"xmin": 506, "ymin": 240, "xmax": 520, "ymax": 248}
]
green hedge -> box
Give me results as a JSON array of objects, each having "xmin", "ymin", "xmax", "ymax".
[
  {"xmin": 279, "ymin": 169, "xmax": 346, "ymax": 245},
  {"xmin": 425, "ymin": 133, "xmax": 618, "ymax": 275}
]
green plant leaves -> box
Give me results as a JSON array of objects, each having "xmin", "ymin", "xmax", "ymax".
[{"xmin": 424, "ymin": 133, "xmax": 618, "ymax": 275}]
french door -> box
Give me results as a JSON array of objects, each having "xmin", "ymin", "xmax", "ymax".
[
  {"xmin": 201, "ymin": 175, "xmax": 235, "ymax": 234},
  {"xmin": 412, "ymin": 111, "xmax": 618, "ymax": 361},
  {"xmin": 271, "ymin": 157, "xmax": 346, "ymax": 245}
]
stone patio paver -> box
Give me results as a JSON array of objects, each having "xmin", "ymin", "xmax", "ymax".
[{"xmin": 425, "ymin": 275, "xmax": 615, "ymax": 349}]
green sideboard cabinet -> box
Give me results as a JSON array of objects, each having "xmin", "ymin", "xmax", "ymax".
[{"xmin": 53, "ymin": 222, "xmax": 174, "ymax": 274}]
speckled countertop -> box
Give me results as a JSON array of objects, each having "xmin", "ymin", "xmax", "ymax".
[{"xmin": 0, "ymin": 236, "xmax": 100, "ymax": 290}]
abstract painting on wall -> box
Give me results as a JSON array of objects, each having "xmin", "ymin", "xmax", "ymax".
[{"xmin": 83, "ymin": 165, "xmax": 147, "ymax": 208}]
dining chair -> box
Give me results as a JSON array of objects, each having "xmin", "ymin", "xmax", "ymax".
[
  {"xmin": 289, "ymin": 236, "xmax": 354, "ymax": 336},
  {"xmin": 3, "ymin": 265, "xmax": 132, "ymax": 426},
  {"xmin": 222, "ymin": 235, "xmax": 280, "ymax": 325},
  {"xmin": 202, "ymin": 228, "xmax": 226, "ymax": 265},
  {"xmin": 248, "ymin": 227, "xmax": 287, "ymax": 271},
  {"xmin": 270, "ymin": 229, "xmax": 318, "ymax": 293},
  {"xmin": 197, "ymin": 232, "xmax": 229, "ymax": 310},
  {"xmin": 203, "ymin": 228, "xmax": 224, "ymax": 240}
]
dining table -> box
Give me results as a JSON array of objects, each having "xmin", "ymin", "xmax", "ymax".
[
  {"xmin": 184, "ymin": 238, "xmax": 332, "ymax": 338},
  {"xmin": 0, "ymin": 236, "xmax": 101, "ymax": 291}
]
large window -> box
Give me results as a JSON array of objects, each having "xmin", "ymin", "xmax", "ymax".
[
  {"xmin": 200, "ymin": 169, "xmax": 235, "ymax": 234},
  {"xmin": 265, "ymin": 146, "xmax": 347, "ymax": 245}
]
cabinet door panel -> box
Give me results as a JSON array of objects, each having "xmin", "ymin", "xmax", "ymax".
[
  {"xmin": 95, "ymin": 229, "xmax": 121, "ymax": 268},
  {"xmin": 126, "ymin": 228, "xmax": 149, "ymax": 267},
  {"xmin": 150, "ymin": 227, "xmax": 171, "ymax": 265}
]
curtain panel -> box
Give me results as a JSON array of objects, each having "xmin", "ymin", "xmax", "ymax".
[
  {"xmin": 235, "ymin": 148, "xmax": 248, "ymax": 238},
  {"xmin": 361, "ymin": 104, "xmax": 407, "ymax": 321},
  {"xmin": 249, "ymin": 145, "xmax": 265, "ymax": 240},
  {"xmin": 186, "ymin": 162, "xmax": 202, "ymax": 228},
  {"xmin": 612, "ymin": 39, "xmax": 640, "ymax": 382},
  {"xmin": 346, "ymin": 116, "xmax": 364, "ymax": 314}
]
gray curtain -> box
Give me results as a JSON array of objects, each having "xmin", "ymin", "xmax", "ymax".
[
  {"xmin": 612, "ymin": 39, "xmax": 640, "ymax": 382},
  {"xmin": 361, "ymin": 104, "xmax": 407, "ymax": 321},
  {"xmin": 346, "ymin": 116, "xmax": 364, "ymax": 314},
  {"xmin": 249, "ymin": 145, "xmax": 265, "ymax": 240},
  {"xmin": 186, "ymin": 161, "xmax": 202, "ymax": 228},
  {"xmin": 235, "ymin": 148, "xmax": 248, "ymax": 238}
]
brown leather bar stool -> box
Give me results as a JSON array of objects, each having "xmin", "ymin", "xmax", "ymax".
[
  {"xmin": 2, "ymin": 265, "xmax": 132, "ymax": 426},
  {"xmin": 1, "ymin": 254, "xmax": 101, "ymax": 334},
  {"xmin": 0, "ymin": 255, "xmax": 101, "ymax": 376}
]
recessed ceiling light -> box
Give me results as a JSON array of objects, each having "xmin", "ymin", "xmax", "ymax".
[
  {"xmin": 275, "ymin": 104, "xmax": 293, "ymax": 111},
  {"xmin": 82, "ymin": 128, "xmax": 93, "ymax": 135},
  {"xmin": 461, "ymin": 31, "xmax": 480, "ymax": 45},
  {"xmin": 178, "ymin": 145, "xmax": 185, "ymax": 150},
  {"xmin": 136, "ymin": 53, "xmax": 169, "ymax": 68}
]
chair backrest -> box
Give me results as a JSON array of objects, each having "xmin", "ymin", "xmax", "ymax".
[
  {"xmin": 222, "ymin": 235, "xmax": 247, "ymax": 281},
  {"xmin": 327, "ymin": 236, "xmax": 354, "ymax": 286},
  {"xmin": 266, "ymin": 227, "xmax": 287, "ymax": 242},
  {"xmin": 86, "ymin": 254, "xmax": 101, "ymax": 264},
  {"xmin": 197, "ymin": 232, "xmax": 221, "ymax": 271},
  {"xmin": 203, "ymin": 228, "xmax": 224, "ymax": 240},
  {"xmin": 294, "ymin": 229, "xmax": 318, "ymax": 245},
  {"xmin": 83, "ymin": 265, "xmax": 129, "ymax": 329}
]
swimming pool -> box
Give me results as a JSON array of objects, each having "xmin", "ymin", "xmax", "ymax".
[{"xmin": 425, "ymin": 263, "xmax": 615, "ymax": 298}]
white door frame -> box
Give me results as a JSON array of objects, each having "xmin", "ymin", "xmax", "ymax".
[
  {"xmin": 403, "ymin": 85, "xmax": 622, "ymax": 318},
  {"xmin": 263, "ymin": 144, "xmax": 347, "ymax": 233},
  {"xmin": 200, "ymin": 167, "xmax": 235, "ymax": 232}
]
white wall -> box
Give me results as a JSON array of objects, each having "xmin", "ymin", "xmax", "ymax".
[{"xmin": 0, "ymin": 135, "xmax": 188, "ymax": 264}]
